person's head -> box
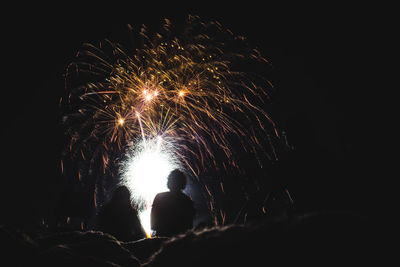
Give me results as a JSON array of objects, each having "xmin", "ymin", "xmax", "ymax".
[
  {"xmin": 111, "ymin": 185, "xmax": 131, "ymax": 203},
  {"xmin": 167, "ymin": 169, "xmax": 187, "ymax": 192}
]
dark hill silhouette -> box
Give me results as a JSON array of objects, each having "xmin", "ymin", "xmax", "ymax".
[{"xmin": 1, "ymin": 211, "xmax": 380, "ymax": 266}]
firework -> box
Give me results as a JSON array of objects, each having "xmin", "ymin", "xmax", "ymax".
[{"xmin": 61, "ymin": 15, "xmax": 282, "ymax": 227}]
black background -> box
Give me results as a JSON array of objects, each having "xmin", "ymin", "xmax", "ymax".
[{"xmin": 1, "ymin": 2, "xmax": 389, "ymax": 224}]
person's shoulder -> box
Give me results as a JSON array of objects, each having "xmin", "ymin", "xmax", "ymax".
[
  {"xmin": 154, "ymin": 191, "xmax": 170, "ymax": 201},
  {"xmin": 157, "ymin": 191, "xmax": 170, "ymax": 197}
]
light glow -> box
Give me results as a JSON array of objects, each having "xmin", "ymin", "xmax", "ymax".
[{"xmin": 121, "ymin": 136, "xmax": 178, "ymax": 236}]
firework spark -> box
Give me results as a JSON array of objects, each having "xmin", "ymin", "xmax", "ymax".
[{"xmin": 61, "ymin": 15, "xmax": 282, "ymax": 227}]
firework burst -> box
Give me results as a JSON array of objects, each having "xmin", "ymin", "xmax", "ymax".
[{"xmin": 61, "ymin": 15, "xmax": 283, "ymax": 226}]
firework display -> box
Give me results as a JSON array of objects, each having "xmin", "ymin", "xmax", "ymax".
[{"xmin": 61, "ymin": 15, "xmax": 282, "ymax": 227}]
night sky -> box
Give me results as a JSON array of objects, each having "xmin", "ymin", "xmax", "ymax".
[{"xmin": 2, "ymin": 3, "xmax": 387, "ymax": 225}]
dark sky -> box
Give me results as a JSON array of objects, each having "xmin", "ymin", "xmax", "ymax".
[{"xmin": 2, "ymin": 3, "xmax": 387, "ymax": 222}]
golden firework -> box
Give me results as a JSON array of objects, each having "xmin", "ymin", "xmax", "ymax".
[{"xmin": 62, "ymin": 15, "xmax": 280, "ymax": 202}]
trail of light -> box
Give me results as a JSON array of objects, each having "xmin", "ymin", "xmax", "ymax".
[{"xmin": 136, "ymin": 113, "xmax": 146, "ymax": 144}]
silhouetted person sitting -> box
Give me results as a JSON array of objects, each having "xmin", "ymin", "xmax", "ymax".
[
  {"xmin": 151, "ymin": 169, "xmax": 195, "ymax": 237},
  {"xmin": 97, "ymin": 185, "xmax": 146, "ymax": 241}
]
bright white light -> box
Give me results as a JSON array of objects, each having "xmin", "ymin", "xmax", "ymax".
[
  {"xmin": 138, "ymin": 208, "xmax": 152, "ymax": 237},
  {"xmin": 121, "ymin": 136, "xmax": 178, "ymax": 237},
  {"xmin": 118, "ymin": 118, "xmax": 125, "ymax": 126}
]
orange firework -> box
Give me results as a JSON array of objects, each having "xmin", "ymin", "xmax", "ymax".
[{"xmin": 61, "ymin": 15, "xmax": 282, "ymax": 212}]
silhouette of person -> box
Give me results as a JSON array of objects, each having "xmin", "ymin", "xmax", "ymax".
[
  {"xmin": 96, "ymin": 185, "xmax": 146, "ymax": 241},
  {"xmin": 151, "ymin": 169, "xmax": 195, "ymax": 237}
]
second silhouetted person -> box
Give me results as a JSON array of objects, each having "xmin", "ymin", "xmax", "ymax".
[{"xmin": 151, "ymin": 169, "xmax": 195, "ymax": 237}]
